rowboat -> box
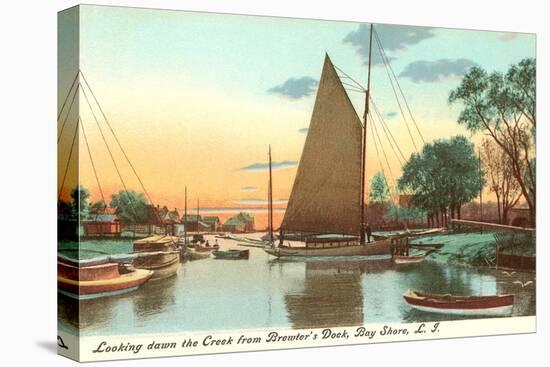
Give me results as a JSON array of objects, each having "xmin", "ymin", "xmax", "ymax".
[
  {"xmin": 194, "ymin": 243, "xmax": 214, "ymax": 253},
  {"xmin": 186, "ymin": 248, "xmax": 211, "ymax": 260},
  {"xmin": 393, "ymin": 254, "xmax": 425, "ymax": 264},
  {"xmin": 133, "ymin": 235, "xmax": 181, "ymax": 281},
  {"xmin": 212, "ymin": 249, "xmax": 250, "ymax": 260},
  {"xmin": 409, "ymin": 243, "xmax": 444, "ymax": 250},
  {"xmin": 58, "ymin": 260, "xmax": 153, "ymax": 300},
  {"xmin": 403, "ymin": 290, "xmax": 515, "ymax": 316}
]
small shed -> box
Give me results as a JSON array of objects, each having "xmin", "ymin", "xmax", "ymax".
[{"xmin": 83, "ymin": 213, "xmax": 121, "ymax": 236}]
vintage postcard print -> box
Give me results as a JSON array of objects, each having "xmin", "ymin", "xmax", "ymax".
[{"xmin": 57, "ymin": 4, "xmax": 536, "ymax": 362}]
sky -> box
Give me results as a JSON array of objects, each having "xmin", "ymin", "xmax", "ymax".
[{"xmin": 58, "ymin": 5, "xmax": 536, "ymax": 226}]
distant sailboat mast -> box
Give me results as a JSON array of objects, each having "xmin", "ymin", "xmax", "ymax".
[
  {"xmin": 184, "ymin": 186, "xmax": 188, "ymax": 244},
  {"xmin": 360, "ymin": 23, "xmax": 374, "ymax": 244},
  {"xmin": 268, "ymin": 145, "xmax": 274, "ymax": 243}
]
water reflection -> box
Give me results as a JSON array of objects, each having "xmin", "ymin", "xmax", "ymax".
[
  {"xmin": 132, "ymin": 275, "xmax": 178, "ymax": 320},
  {"xmin": 58, "ymin": 246, "xmax": 536, "ymax": 336}
]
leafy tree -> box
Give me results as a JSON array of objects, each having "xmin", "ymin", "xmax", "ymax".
[
  {"xmin": 69, "ymin": 186, "xmax": 90, "ymax": 220},
  {"xmin": 369, "ymin": 171, "xmax": 389, "ymax": 203},
  {"xmin": 110, "ymin": 190, "xmax": 150, "ymax": 223},
  {"xmin": 449, "ymin": 58, "xmax": 535, "ymax": 223},
  {"xmin": 398, "ymin": 136, "xmax": 484, "ymax": 227}
]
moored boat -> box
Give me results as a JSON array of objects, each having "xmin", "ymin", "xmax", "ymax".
[
  {"xmin": 403, "ymin": 290, "xmax": 514, "ymax": 316},
  {"xmin": 194, "ymin": 243, "xmax": 214, "ymax": 253},
  {"xmin": 186, "ymin": 248, "xmax": 211, "ymax": 260},
  {"xmin": 57, "ymin": 260, "xmax": 153, "ymax": 300},
  {"xmin": 264, "ymin": 239, "xmax": 392, "ymax": 257},
  {"xmin": 133, "ymin": 235, "xmax": 181, "ymax": 281},
  {"xmin": 393, "ymin": 254, "xmax": 425, "ymax": 264},
  {"xmin": 409, "ymin": 242, "xmax": 444, "ymax": 250},
  {"xmin": 212, "ymin": 249, "xmax": 249, "ymax": 260}
]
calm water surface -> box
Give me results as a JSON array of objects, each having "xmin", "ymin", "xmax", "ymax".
[{"xmin": 58, "ymin": 236, "xmax": 536, "ymax": 336}]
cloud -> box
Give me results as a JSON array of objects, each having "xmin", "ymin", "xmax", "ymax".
[
  {"xmin": 298, "ymin": 127, "xmax": 309, "ymax": 134},
  {"xmin": 385, "ymin": 111, "xmax": 398, "ymax": 118},
  {"xmin": 398, "ymin": 58, "xmax": 478, "ymax": 83},
  {"xmin": 344, "ymin": 23, "xmax": 435, "ymax": 65},
  {"xmin": 498, "ymin": 32, "xmax": 518, "ymax": 41},
  {"xmin": 240, "ymin": 186, "xmax": 258, "ymax": 192},
  {"xmin": 239, "ymin": 160, "xmax": 298, "ymax": 172},
  {"xmin": 234, "ymin": 198, "xmax": 288, "ymax": 205},
  {"xmin": 267, "ymin": 77, "xmax": 319, "ymax": 99}
]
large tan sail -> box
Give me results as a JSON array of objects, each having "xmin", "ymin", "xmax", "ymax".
[{"xmin": 281, "ymin": 54, "xmax": 363, "ymax": 236}]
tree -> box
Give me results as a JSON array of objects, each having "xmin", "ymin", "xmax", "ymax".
[
  {"xmin": 480, "ymin": 139, "xmax": 522, "ymax": 224},
  {"xmin": 449, "ymin": 58, "xmax": 535, "ymax": 223},
  {"xmin": 69, "ymin": 186, "xmax": 90, "ymax": 220},
  {"xmin": 110, "ymin": 190, "xmax": 150, "ymax": 223},
  {"xmin": 369, "ymin": 171, "xmax": 389, "ymax": 203},
  {"xmin": 398, "ymin": 136, "xmax": 484, "ymax": 227},
  {"xmin": 89, "ymin": 200, "xmax": 107, "ymax": 214}
]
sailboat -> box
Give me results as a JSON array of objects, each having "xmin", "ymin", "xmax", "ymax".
[{"xmin": 264, "ymin": 25, "xmax": 395, "ymax": 257}]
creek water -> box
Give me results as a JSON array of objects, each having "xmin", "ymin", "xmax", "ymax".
[{"xmin": 58, "ymin": 234, "xmax": 536, "ymax": 336}]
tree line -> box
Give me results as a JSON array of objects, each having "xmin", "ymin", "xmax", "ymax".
[
  {"xmin": 58, "ymin": 186, "xmax": 152, "ymax": 223},
  {"xmin": 369, "ymin": 58, "xmax": 535, "ymax": 227}
]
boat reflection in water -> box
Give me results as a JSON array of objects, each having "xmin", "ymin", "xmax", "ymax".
[
  {"xmin": 58, "ymin": 245, "xmax": 536, "ymax": 336},
  {"xmin": 281, "ymin": 257, "xmax": 392, "ymax": 329},
  {"xmin": 132, "ymin": 275, "xmax": 178, "ymax": 320}
]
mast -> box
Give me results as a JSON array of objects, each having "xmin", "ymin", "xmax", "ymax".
[
  {"xmin": 197, "ymin": 199, "xmax": 200, "ymax": 235},
  {"xmin": 184, "ymin": 186, "xmax": 187, "ymax": 244},
  {"xmin": 360, "ymin": 23, "xmax": 374, "ymax": 244},
  {"xmin": 268, "ymin": 145, "xmax": 274, "ymax": 242}
]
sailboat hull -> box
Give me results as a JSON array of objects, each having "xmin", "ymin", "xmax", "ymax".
[{"xmin": 263, "ymin": 239, "xmax": 392, "ymax": 258}]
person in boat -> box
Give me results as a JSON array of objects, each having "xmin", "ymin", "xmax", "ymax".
[
  {"xmin": 366, "ymin": 224, "xmax": 372, "ymax": 243},
  {"xmin": 214, "ymin": 239, "xmax": 219, "ymax": 248},
  {"xmin": 205, "ymin": 240, "xmax": 210, "ymax": 248}
]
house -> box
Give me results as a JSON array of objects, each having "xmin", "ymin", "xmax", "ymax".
[
  {"xmin": 222, "ymin": 216, "xmax": 246, "ymax": 233},
  {"xmin": 222, "ymin": 212, "xmax": 255, "ymax": 233},
  {"xmin": 508, "ymin": 204, "xmax": 532, "ymax": 227},
  {"xmin": 162, "ymin": 208, "xmax": 181, "ymax": 224},
  {"xmin": 83, "ymin": 213, "xmax": 121, "ymax": 236},
  {"xmin": 202, "ymin": 216, "xmax": 221, "ymax": 232},
  {"xmin": 182, "ymin": 214, "xmax": 210, "ymax": 232}
]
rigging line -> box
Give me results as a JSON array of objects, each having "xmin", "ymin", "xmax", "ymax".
[
  {"xmin": 370, "ymin": 113, "xmax": 398, "ymax": 193},
  {"xmin": 373, "ymin": 28, "xmax": 426, "ymax": 145},
  {"xmin": 80, "ymin": 116, "xmax": 107, "ymax": 209},
  {"xmin": 372, "ymin": 30, "xmax": 419, "ymax": 152},
  {"xmin": 334, "ymin": 65, "xmax": 367, "ymax": 90},
  {"xmin": 57, "ymin": 83, "xmax": 79, "ymax": 144},
  {"xmin": 79, "ymin": 71, "xmax": 162, "ymax": 223},
  {"xmin": 368, "ymin": 115, "xmax": 397, "ymax": 204},
  {"xmin": 57, "ymin": 72, "xmax": 79, "ymax": 121},
  {"xmin": 373, "ymin": 110, "xmax": 404, "ymax": 168},
  {"xmin": 370, "ymin": 96, "xmax": 407, "ymax": 164},
  {"xmin": 80, "ymin": 84, "xmax": 140, "ymax": 222},
  {"xmin": 58, "ymin": 117, "xmax": 79, "ymax": 201},
  {"xmin": 344, "ymin": 87, "xmax": 368, "ymax": 94},
  {"xmin": 341, "ymin": 81, "xmax": 365, "ymax": 91}
]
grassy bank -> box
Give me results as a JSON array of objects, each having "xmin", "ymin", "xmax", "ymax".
[{"xmin": 411, "ymin": 231, "xmax": 535, "ymax": 267}]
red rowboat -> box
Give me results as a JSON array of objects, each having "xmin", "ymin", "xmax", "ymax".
[
  {"xmin": 393, "ymin": 255, "xmax": 425, "ymax": 264},
  {"xmin": 403, "ymin": 290, "xmax": 514, "ymax": 316},
  {"xmin": 58, "ymin": 261, "xmax": 153, "ymax": 300}
]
